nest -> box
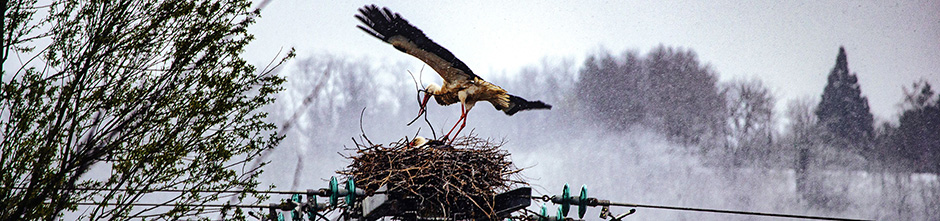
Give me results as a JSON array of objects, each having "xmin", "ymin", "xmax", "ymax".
[{"xmin": 339, "ymin": 135, "xmax": 526, "ymax": 220}]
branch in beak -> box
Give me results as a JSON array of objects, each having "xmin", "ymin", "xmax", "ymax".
[{"xmin": 407, "ymin": 90, "xmax": 433, "ymax": 126}]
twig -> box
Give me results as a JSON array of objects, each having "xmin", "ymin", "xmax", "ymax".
[
  {"xmin": 358, "ymin": 107, "xmax": 373, "ymax": 146},
  {"xmin": 337, "ymin": 134, "xmax": 524, "ymax": 219}
]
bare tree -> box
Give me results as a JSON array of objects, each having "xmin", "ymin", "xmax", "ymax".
[{"xmin": 722, "ymin": 77, "xmax": 776, "ymax": 165}]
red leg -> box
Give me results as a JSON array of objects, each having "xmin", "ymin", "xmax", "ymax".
[
  {"xmin": 451, "ymin": 110, "xmax": 468, "ymax": 144},
  {"xmin": 444, "ymin": 102, "xmax": 466, "ymax": 141}
]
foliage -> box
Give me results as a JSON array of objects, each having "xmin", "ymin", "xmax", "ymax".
[
  {"xmin": 1, "ymin": 0, "xmax": 291, "ymax": 219},
  {"xmin": 575, "ymin": 46, "xmax": 726, "ymax": 147},
  {"xmin": 645, "ymin": 46, "xmax": 727, "ymax": 146},
  {"xmin": 575, "ymin": 51, "xmax": 646, "ymax": 131},
  {"xmin": 815, "ymin": 47, "xmax": 874, "ymax": 148},
  {"xmin": 892, "ymin": 80, "xmax": 940, "ymax": 172}
]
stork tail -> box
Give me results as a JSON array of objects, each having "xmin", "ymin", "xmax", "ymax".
[{"xmin": 503, "ymin": 94, "xmax": 552, "ymax": 116}]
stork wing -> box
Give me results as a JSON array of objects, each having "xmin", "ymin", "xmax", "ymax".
[{"xmin": 355, "ymin": 5, "xmax": 482, "ymax": 83}]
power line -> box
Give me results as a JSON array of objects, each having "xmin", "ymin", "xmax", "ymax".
[
  {"xmin": 3, "ymin": 186, "xmax": 376, "ymax": 195},
  {"xmin": 18, "ymin": 187, "xmax": 870, "ymax": 220},
  {"xmin": 4, "ymin": 186, "xmax": 307, "ymax": 195},
  {"xmin": 73, "ymin": 202, "xmax": 271, "ymax": 209},
  {"xmin": 71, "ymin": 202, "xmax": 340, "ymax": 221},
  {"xmin": 605, "ymin": 201, "xmax": 870, "ymax": 221},
  {"xmin": 75, "ymin": 200, "xmax": 869, "ymax": 221},
  {"xmin": 531, "ymin": 195, "xmax": 870, "ymax": 221}
]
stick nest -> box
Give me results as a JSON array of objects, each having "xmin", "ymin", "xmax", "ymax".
[{"xmin": 339, "ymin": 135, "xmax": 527, "ymax": 220}]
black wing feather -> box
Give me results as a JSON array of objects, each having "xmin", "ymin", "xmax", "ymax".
[
  {"xmin": 502, "ymin": 94, "xmax": 552, "ymax": 116},
  {"xmin": 355, "ymin": 5, "xmax": 482, "ymax": 81}
]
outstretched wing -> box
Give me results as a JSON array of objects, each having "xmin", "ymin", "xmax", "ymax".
[{"xmin": 355, "ymin": 5, "xmax": 482, "ymax": 83}]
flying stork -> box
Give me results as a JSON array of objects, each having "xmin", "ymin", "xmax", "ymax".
[{"xmin": 355, "ymin": 5, "xmax": 552, "ymax": 141}]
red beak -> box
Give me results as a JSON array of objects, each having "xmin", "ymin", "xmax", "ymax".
[{"xmin": 407, "ymin": 92, "xmax": 433, "ymax": 126}]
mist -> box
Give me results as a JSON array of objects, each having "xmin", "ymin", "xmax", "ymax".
[{"xmin": 257, "ymin": 48, "xmax": 938, "ymax": 220}]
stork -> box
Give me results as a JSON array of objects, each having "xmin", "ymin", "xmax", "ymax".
[
  {"xmin": 408, "ymin": 136, "xmax": 447, "ymax": 149},
  {"xmin": 355, "ymin": 5, "xmax": 552, "ymax": 141}
]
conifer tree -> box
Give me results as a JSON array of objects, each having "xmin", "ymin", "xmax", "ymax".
[
  {"xmin": 815, "ymin": 47, "xmax": 874, "ymax": 147},
  {"xmin": 894, "ymin": 80, "xmax": 940, "ymax": 172}
]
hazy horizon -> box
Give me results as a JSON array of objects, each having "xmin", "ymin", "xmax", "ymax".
[{"xmin": 244, "ymin": 0, "xmax": 940, "ymax": 123}]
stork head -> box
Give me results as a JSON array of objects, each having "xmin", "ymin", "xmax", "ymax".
[
  {"xmin": 424, "ymin": 83, "xmax": 441, "ymax": 95},
  {"xmin": 421, "ymin": 83, "xmax": 441, "ymax": 107},
  {"xmin": 425, "ymin": 83, "xmax": 441, "ymax": 92},
  {"xmin": 409, "ymin": 136, "xmax": 428, "ymax": 148}
]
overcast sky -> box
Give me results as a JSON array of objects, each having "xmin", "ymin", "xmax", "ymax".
[{"xmin": 244, "ymin": 0, "xmax": 940, "ymax": 122}]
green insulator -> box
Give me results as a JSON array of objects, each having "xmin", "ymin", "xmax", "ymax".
[
  {"xmin": 345, "ymin": 177, "xmax": 356, "ymax": 206},
  {"xmin": 539, "ymin": 204, "xmax": 548, "ymax": 221},
  {"xmin": 329, "ymin": 176, "xmax": 339, "ymax": 206},
  {"xmin": 579, "ymin": 185, "xmax": 587, "ymax": 218},
  {"xmin": 306, "ymin": 193, "xmax": 319, "ymax": 219},
  {"xmin": 307, "ymin": 194, "xmax": 317, "ymax": 209},
  {"xmin": 561, "ymin": 183, "xmax": 570, "ymax": 216},
  {"xmin": 292, "ymin": 194, "xmax": 302, "ymax": 203},
  {"xmin": 291, "ymin": 194, "xmax": 302, "ymax": 221}
]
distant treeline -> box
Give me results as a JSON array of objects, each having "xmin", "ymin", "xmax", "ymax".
[{"xmin": 282, "ymin": 45, "xmax": 939, "ymax": 174}]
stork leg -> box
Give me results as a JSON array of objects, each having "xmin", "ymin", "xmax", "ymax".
[
  {"xmin": 443, "ymin": 102, "xmax": 468, "ymax": 142},
  {"xmin": 451, "ymin": 110, "xmax": 468, "ymax": 144}
]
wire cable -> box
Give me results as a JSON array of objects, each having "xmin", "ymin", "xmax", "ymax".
[
  {"xmin": 604, "ymin": 201, "xmax": 870, "ymax": 221},
  {"xmin": 531, "ymin": 196, "xmax": 871, "ymax": 221},
  {"xmin": 4, "ymin": 186, "xmax": 310, "ymax": 195},
  {"xmin": 19, "ymin": 186, "xmax": 870, "ymax": 220},
  {"xmin": 73, "ymin": 202, "xmax": 271, "ymax": 209},
  {"xmin": 5, "ymin": 186, "xmax": 388, "ymax": 196}
]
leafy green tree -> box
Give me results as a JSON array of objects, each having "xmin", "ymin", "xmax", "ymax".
[
  {"xmin": 1, "ymin": 0, "xmax": 291, "ymax": 219},
  {"xmin": 815, "ymin": 47, "xmax": 874, "ymax": 148}
]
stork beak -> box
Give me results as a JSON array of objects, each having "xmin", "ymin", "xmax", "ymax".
[{"xmin": 407, "ymin": 91, "xmax": 433, "ymax": 126}]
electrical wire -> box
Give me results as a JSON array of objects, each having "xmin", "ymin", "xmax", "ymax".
[
  {"xmin": 16, "ymin": 186, "xmax": 870, "ymax": 220},
  {"xmin": 5, "ymin": 186, "xmax": 386, "ymax": 195},
  {"xmin": 604, "ymin": 201, "xmax": 870, "ymax": 221},
  {"xmin": 71, "ymin": 202, "xmax": 342, "ymax": 221},
  {"xmin": 73, "ymin": 198, "xmax": 871, "ymax": 221},
  {"xmin": 4, "ymin": 186, "xmax": 310, "ymax": 195},
  {"xmin": 529, "ymin": 195, "xmax": 870, "ymax": 221},
  {"xmin": 73, "ymin": 202, "xmax": 271, "ymax": 209}
]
